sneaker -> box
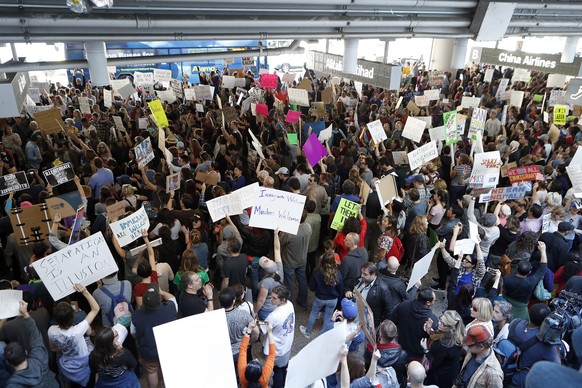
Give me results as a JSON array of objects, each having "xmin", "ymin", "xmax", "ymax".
[{"xmin": 299, "ymin": 325, "xmax": 311, "ymax": 339}]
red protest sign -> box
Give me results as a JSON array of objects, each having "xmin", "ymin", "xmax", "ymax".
[
  {"xmin": 256, "ymin": 104, "xmax": 269, "ymax": 116},
  {"xmin": 508, "ymin": 166, "xmax": 540, "ymax": 184},
  {"xmin": 260, "ymin": 74, "xmax": 278, "ymax": 89}
]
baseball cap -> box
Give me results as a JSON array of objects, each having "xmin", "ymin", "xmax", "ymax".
[
  {"xmin": 275, "ymin": 167, "xmax": 289, "ymax": 175},
  {"xmin": 558, "ymin": 222, "xmax": 575, "ymax": 233},
  {"xmin": 223, "ymin": 225, "xmax": 236, "ymax": 240},
  {"xmin": 143, "ymin": 283, "xmax": 161, "ymax": 311},
  {"xmin": 413, "ymin": 175, "xmax": 424, "ymax": 183},
  {"xmin": 463, "ymin": 325, "xmax": 491, "ymax": 346},
  {"xmin": 259, "ymin": 256, "xmax": 277, "ymax": 274},
  {"xmin": 480, "ymin": 213, "xmax": 497, "ymax": 227},
  {"xmin": 341, "ymin": 298, "xmax": 358, "ymax": 319}
]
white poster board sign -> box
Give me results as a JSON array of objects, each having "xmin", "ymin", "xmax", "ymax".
[
  {"xmin": 454, "ymin": 239, "xmax": 476, "ymax": 256},
  {"xmin": 154, "ymin": 309, "xmax": 237, "ymax": 388},
  {"xmin": 134, "ymin": 71, "xmax": 154, "ymax": 86},
  {"xmin": 222, "ymin": 75, "xmax": 235, "ymax": 89},
  {"xmin": 0, "ymin": 290, "xmax": 23, "ymax": 319},
  {"xmin": 468, "ymin": 151, "xmax": 501, "ymax": 188},
  {"xmin": 567, "ymin": 165, "xmax": 582, "ymax": 194},
  {"xmin": 31, "ymin": 232, "xmax": 118, "ymax": 300},
  {"xmin": 206, "ymin": 194, "xmax": 244, "ymax": 222},
  {"xmin": 510, "ymin": 91, "xmax": 525, "ymax": 108},
  {"xmin": 232, "ymin": 182, "xmax": 260, "ymax": 210},
  {"xmin": 154, "ymin": 69, "xmax": 172, "ymax": 84},
  {"xmin": 367, "ymin": 119, "xmax": 387, "ymax": 144},
  {"xmin": 417, "ymin": 116, "xmax": 433, "ymax": 129},
  {"xmin": 402, "ymin": 116, "xmax": 427, "ymax": 143},
  {"xmin": 408, "ymin": 141, "xmax": 438, "ymax": 170},
  {"xmin": 184, "ymin": 88, "xmax": 197, "ymax": 101},
  {"xmin": 249, "ymin": 188, "xmax": 307, "ymax": 235},
  {"xmin": 484, "ymin": 68, "xmax": 494, "ymax": 83},
  {"xmin": 428, "ymin": 126, "xmax": 446, "ymax": 142},
  {"xmin": 407, "ymin": 245, "xmax": 437, "ymax": 291},
  {"xmin": 547, "ymin": 74, "xmax": 567, "ymax": 89},
  {"xmin": 156, "ymin": 90, "xmax": 176, "ymax": 104},
  {"xmin": 424, "ymin": 89, "xmax": 440, "ymax": 101},
  {"xmin": 513, "ymin": 68, "xmax": 531, "ymax": 83},
  {"xmin": 461, "ymin": 96, "xmax": 482, "ymax": 109},
  {"xmin": 288, "ymin": 88, "xmax": 309, "ymax": 106},
  {"xmin": 109, "ymin": 207, "xmax": 150, "ymax": 247}
]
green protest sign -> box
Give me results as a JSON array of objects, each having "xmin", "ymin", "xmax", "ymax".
[
  {"xmin": 330, "ymin": 198, "xmax": 360, "ymax": 230},
  {"xmin": 444, "ymin": 110, "xmax": 458, "ymax": 145},
  {"xmin": 287, "ymin": 133, "xmax": 298, "ymax": 145}
]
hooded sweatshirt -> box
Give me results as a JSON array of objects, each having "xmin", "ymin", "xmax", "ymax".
[{"xmin": 392, "ymin": 299, "xmax": 438, "ymax": 359}]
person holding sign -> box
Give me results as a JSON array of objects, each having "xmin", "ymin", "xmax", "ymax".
[{"xmin": 90, "ymin": 326, "xmax": 140, "ymax": 388}]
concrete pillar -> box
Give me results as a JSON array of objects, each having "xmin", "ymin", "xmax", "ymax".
[
  {"xmin": 343, "ymin": 38, "xmax": 358, "ymax": 75},
  {"xmin": 381, "ymin": 39, "xmax": 395, "ymax": 63},
  {"xmin": 430, "ymin": 39, "xmax": 455, "ymax": 72},
  {"xmin": 561, "ymin": 36, "xmax": 579, "ymax": 63},
  {"xmin": 451, "ymin": 38, "xmax": 469, "ymax": 69},
  {"xmin": 10, "ymin": 43, "xmax": 18, "ymax": 61},
  {"xmin": 83, "ymin": 41, "xmax": 110, "ymax": 86}
]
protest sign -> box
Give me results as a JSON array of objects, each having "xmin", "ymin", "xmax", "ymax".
[
  {"xmin": 106, "ymin": 201, "xmax": 127, "ymax": 221},
  {"xmin": 513, "ymin": 68, "xmax": 531, "ymax": 83},
  {"xmin": 302, "ymin": 120, "xmax": 326, "ymax": 137},
  {"xmin": 134, "ymin": 137, "xmax": 154, "ymax": 167},
  {"xmin": 287, "ymin": 133, "xmax": 298, "ymax": 145},
  {"xmin": 374, "ymin": 174, "xmax": 398, "ymax": 206},
  {"xmin": 508, "ymin": 166, "xmax": 541, "ymax": 184},
  {"xmin": 222, "ymin": 107, "xmax": 238, "ymax": 124},
  {"xmin": 461, "ymin": 96, "xmax": 482, "ymax": 109},
  {"xmin": 443, "ymin": 110, "xmax": 458, "ymax": 145},
  {"xmin": 428, "ymin": 126, "xmax": 446, "ymax": 142},
  {"xmin": 195, "ymin": 171, "xmax": 219, "ymax": 186},
  {"xmin": 402, "ymin": 116, "xmax": 426, "ymax": 143},
  {"xmin": 288, "ymin": 88, "xmax": 309, "ymax": 106},
  {"xmin": 417, "ymin": 116, "xmax": 432, "ymax": 129},
  {"xmin": 571, "ymin": 145, "xmax": 582, "ymax": 166},
  {"xmin": 0, "ymin": 171, "xmax": 30, "ymax": 196},
  {"xmin": 406, "ymin": 101, "xmax": 421, "ymax": 115},
  {"xmin": 395, "ymin": 96, "xmax": 403, "ymax": 110},
  {"xmin": 303, "ymin": 133, "xmax": 327, "ymax": 167},
  {"xmin": 109, "ymin": 207, "xmax": 150, "ymax": 247},
  {"xmin": 286, "ymin": 323, "xmax": 347, "ymax": 388},
  {"xmin": 367, "ymin": 119, "xmax": 387, "ymax": 144},
  {"xmin": 194, "ymin": 85, "xmax": 213, "ymax": 100},
  {"xmin": 206, "ymin": 194, "xmax": 244, "ymax": 222},
  {"xmin": 78, "ymin": 97, "xmax": 92, "ymax": 115},
  {"xmin": 415, "ymin": 95, "xmax": 429, "ymax": 107},
  {"xmin": 484, "ymin": 68, "xmax": 494, "ymax": 83},
  {"xmin": 184, "ymin": 88, "xmax": 197, "ymax": 101},
  {"xmin": 500, "ymin": 161, "xmax": 517, "ymax": 178},
  {"xmin": 27, "ymin": 88, "xmax": 41, "ymax": 103},
  {"xmin": 32, "ymin": 232, "xmax": 117, "ymax": 301},
  {"xmin": 154, "ymin": 309, "xmax": 237, "ymax": 388},
  {"xmin": 0, "ymin": 290, "xmax": 22, "ymax": 319},
  {"xmin": 318, "ymin": 124, "xmax": 333, "ymax": 142},
  {"xmin": 424, "ymin": 89, "xmax": 440, "ymax": 101},
  {"xmin": 392, "ymin": 151, "xmax": 408, "ymax": 165},
  {"xmin": 129, "ymin": 238, "xmax": 162, "ymax": 257},
  {"xmin": 408, "ymin": 141, "xmax": 439, "ymax": 171},
  {"xmin": 256, "ymin": 103, "xmax": 269, "ymax": 116},
  {"xmin": 148, "ymin": 99, "xmax": 169, "ymax": 128},
  {"xmin": 481, "ymin": 186, "xmax": 528, "ymax": 203},
  {"xmin": 9, "ymin": 203, "xmax": 52, "ymax": 246},
  {"xmin": 34, "ymin": 108, "xmax": 65, "ymax": 136},
  {"xmin": 469, "ymin": 108, "xmax": 487, "ymax": 140},
  {"xmin": 260, "ymin": 74, "xmax": 278, "ymax": 89},
  {"xmin": 298, "ymin": 78, "xmax": 312, "ymax": 91},
  {"xmin": 156, "ymin": 90, "xmax": 176, "ymax": 104},
  {"xmin": 311, "ymin": 102, "xmax": 325, "ymax": 118},
  {"xmin": 196, "ymin": 103, "xmax": 204, "ymax": 113},
  {"xmin": 554, "ymin": 105, "xmax": 567, "ymax": 125},
  {"xmin": 495, "ymin": 78, "xmax": 509, "ymax": 100},
  {"xmin": 45, "ymin": 190, "xmax": 83, "ymax": 219},
  {"xmin": 510, "ymin": 91, "xmax": 525, "ymax": 108},
  {"xmin": 454, "ymin": 239, "xmax": 476, "ymax": 256},
  {"xmin": 43, "ymin": 162, "xmax": 75, "ymax": 187},
  {"xmin": 221, "ymin": 75, "xmax": 235, "ymax": 89},
  {"xmin": 250, "ymin": 103, "xmax": 257, "ymax": 116},
  {"xmin": 468, "ymin": 151, "xmax": 501, "ymax": 188},
  {"xmin": 547, "ymin": 74, "xmax": 567, "ymax": 88},
  {"xmin": 567, "ymin": 165, "xmax": 582, "ymax": 194},
  {"xmin": 153, "ymin": 69, "xmax": 172, "ymax": 84},
  {"xmin": 321, "ymin": 87, "xmax": 333, "ymax": 103},
  {"xmin": 68, "ymin": 206, "xmax": 86, "ymax": 245},
  {"xmin": 110, "ymin": 79, "xmax": 137, "ymax": 99},
  {"xmin": 282, "ymin": 73, "xmax": 296, "ymax": 84},
  {"xmin": 355, "ymin": 289, "xmax": 376, "ymax": 347},
  {"xmin": 542, "ymin": 213, "xmax": 552, "ymax": 233},
  {"xmin": 112, "ymin": 115, "xmax": 124, "ymax": 130},
  {"xmin": 232, "ymin": 182, "xmax": 260, "ymax": 210},
  {"xmin": 549, "ymin": 90, "xmax": 567, "ymax": 107},
  {"xmin": 138, "ymin": 117, "xmax": 148, "ymax": 129},
  {"xmin": 407, "ymin": 245, "xmax": 437, "ymax": 291},
  {"xmin": 330, "ymin": 199, "xmax": 359, "ymax": 230},
  {"xmin": 249, "ymin": 188, "xmax": 307, "ymax": 235},
  {"xmin": 166, "ymin": 174, "xmax": 181, "ymax": 192},
  {"xmin": 134, "ymin": 71, "xmax": 154, "ymax": 86}
]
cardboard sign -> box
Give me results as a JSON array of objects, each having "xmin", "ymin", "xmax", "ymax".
[
  {"xmin": 406, "ymin": 101, "xmax": 421, "ymax": 115},
  {"xmin": 249, "ymin": 188, "xmax": 307, "ymax": 235},
  {"xmin": 508, "ymin": 166, "xmax": 540, "ymax": 184},
  {"xmin": 0, "ymin": 171, "xmax": 30, "ymax": 195},
  {"xmin": 402, "ymin": 116, "xmax": 427, "ymax": 143},
  {"xmin": 408, "ymin": 141, "xmax": 439, "ymax": 171},
  {"xmin": 321, "ymin": 87, "xmax": 333, "ymax": 103},
  {"xmin": 374, "ymin": 174, "xmax": 398, "ymax": 206},
  {"xmin": 106, "ymin": 201, "xmax": 127, "ymax": 221},
  {"xmin": 34, "ymin": 108, "xmax": 65, "ymax": 136},
  {"xmin": 285, "ymin": 110, "xmax": 302, "ymax": 123},
  {"xmin": 9, "ymin": 203, "xmax": 52, "ymax": 246},
  {"xmin": 468, "ymin": 151, "xmax": 501, "ymax": 188},
  {"xmin": 154, "ymin": 310, "xmax": 237, "ymax": 388},
  {"xmin": 297, "ymin": 78, "xmax": 312, "ymax": 91},
  {"xmin": 0, "ymin": 290, "xmax": 23, "ymax": 319},
  {"xmin": 205, "ymin": 194, "xmax": 244, "ymax": 222},
  {"xmin": 109, "ymin": 207, "xmax": 150, "ymax": 247},
  {"xmin": 166, "ymin": 174, "xmax": 181, "ymax": 192},
  {"xmin": 45, "ymin": 190, "xmax": 83, "ymax": 219},
  {"xmin": 134, "ymin": 137, "xmax": 154, "ymax": 167},
  {"xmin": 444, "ymin": 110, "xmax": 458, "ymax": 145},
  {"xmin": 288, "ymin": 88, "xmax": 309, "ymax": 106},
  {"xmin": 367, "ymin": 119, "xmax": 387, "ymax": 145},
  {"xmin": 43, "ymin": 162, "xmax": 75, "ymax": 187},
  {"xmin": 500, "ymin": 162, "xmax": 517, "ymax": 178},
  {"xmin": 330, "ymin": 198, "xmax": 359, "ymax": 230},
  {"xmin": 148, "ymin": 99, "xmax": 169, "ymax": 128},
  {"xmin": 554, "ymin": 105, "xmax": 567, "ymax": 125},
  {"xmin": 354, "ymin": 289, "xmax": 376, "ymax": 347},
  {"xmin": 195, "ymin": 171, "xmax": 219, "ymax": 186},
  {"xmin": 303, "ymin": 133, "xmax": 327, "ymax": 167},
  {"xmin": 32, "ymin": 232, "xmax": 117, "ymax": 300}
]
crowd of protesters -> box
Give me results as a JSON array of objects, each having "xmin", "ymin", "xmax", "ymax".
[{"xmin": 0, "ymin": 59, "xmax": 582, "ymax": 388}]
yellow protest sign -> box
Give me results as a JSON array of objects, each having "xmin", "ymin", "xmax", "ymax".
[
  {"xmin": 554, "ymin": 105, "xmax": 567, "ymax": 125},
  {"xmin": 148, "ymin": 99, "xmax": 169, "ymax": 128}
]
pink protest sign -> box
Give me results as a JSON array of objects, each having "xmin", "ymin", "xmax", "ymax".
[
  {"xmin": 261, "ymin": 74, "xmax": 279, "ymax": 89},
  {"xmin": 285, "ymin": 110, "xmax": 302, "ymax": 123},
  {"xmin": 303, "ymin": 133, "xmax": 327, "ymax": 167},
  {"xmin": 256, "ymin": 104, "xmax": 269, "ymax": 116}
]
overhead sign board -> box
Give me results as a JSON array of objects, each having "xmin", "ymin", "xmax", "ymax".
[{"xmin": 0, "ymin": 71, "xmax": 30, "ymax": 118}]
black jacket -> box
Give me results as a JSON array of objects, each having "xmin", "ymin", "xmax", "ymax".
[
  {"xmin": 354, "ymin": 276, "xmax": 398, "ymax": 327},
  {"xmin": 538, "ymin": 231, "xmax": 569, "ymax": 271},
  {"xmin": 378, "ymin": 271, "xmax": 418, "ymax": 305},
  {"xmin": 392, "ymin": 299, "xmax": 438, "ymax": 359}
]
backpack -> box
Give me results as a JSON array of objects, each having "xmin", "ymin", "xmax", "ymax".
[
  {"xmin": 386, "ymin": 236, "xmax": 405, "ymax": 261},
  {"xmin": 493, "ymin": 320, "xmax": 539, "ymax": 384},
  {"xmin": 100, "ymin": 282, "xmax": 133, "ymax": 327},
  {"xmin": 375, "ymin": 366, "xmax": 399, "ymax": 388}
]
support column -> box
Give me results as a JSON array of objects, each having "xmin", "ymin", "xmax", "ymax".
[
  {"xmin": 381, "ymin": 38, "xmax": 395, "ymax": 63},
  {"xmin": 451, "ymin": 38, "xmax": 469, "ymax": 69},
  {"xmin": 343, "ymin": 38, "xmax": 358, "ymax": 74},
  {"xmin": 429, "ymin": 39, "xmax": 455, "ymax": 72},
  {"xmin": 83, "ymin": 41, "xmax": 110, "ymax": 86},
  {"xmin": 561, "ymin": 36, "xmax": 579, "ymax": 63},
  {"xmin": 10, "ymin": 43, "xmax": 18, "ymax": 61}
]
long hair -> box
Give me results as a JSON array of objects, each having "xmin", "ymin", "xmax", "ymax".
[
  {"xmin": 90, "ymin": 328, "xmax": 120, "ymax": 369},
  {"xmin": 319, "ymin": 253, "xmax": 339, "ymax": 287},
  {"xmin": 439, "ymin": 310, "xmax": 465, "ymax": 348},
  {"xmin": 409, "ymin": 215, "xmax": 428, "ymax": 236},
  {"xmin": 179, "ymin": 249, "xmax": 203, "ymax": 273}
]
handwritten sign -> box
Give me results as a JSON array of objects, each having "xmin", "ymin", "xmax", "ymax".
[
  {"xmin": 34, "ymin": 108, "xmax": 65, "ymax": 136},
  {"xmin": 414, "ymin": 95, "xmax": 429, "ymax": 107},
  {"xmin": 402, "ymin": 116, "xmax": 427, "ymax": 143},
  {"xmin": 330, "ymin": 199, "xmax": 359, "ymax": 230},
  {"xmin": 468, "ymin": 151, "xmax": 501, "ymax": 188},
  {"xmin": 261, "ymin": 74, "xmax": 279, "ymax": 89},
  {"xmin": 554, "ymin": 105, "xmax": 567, "ymax": 125},
  {"xmin": 148, "ymin": 99, "xmax": 169, "ymax": 128},
  {"xmin": 288, "ymin": 88, "xmax": 309, "ymax": 106},
  {"xmin": 480, "ymin": 186, "xmax": 528, "ymax": 203},
  {"xmin": 134, "ymin": 137, "xmax": 154, "ymax": 167},
  {"xmin": 0, "ymin": 290, "xmax": 23, "ymax": 319},
  {"xmin": 194, "ymin": 85, "xmax": 213, "ymax": 100},
  {"xmin": 367, "ymin": 119, "xmax": 387, "ymax": 145},
  {"xmin": 508, "ymin": 166, "xmax": 540, "ymax": 184},
  {"xmin": 154, "ymin": 69, "xmax": 172, "ymax": 84},
  {"xmin": 106, "ymin": 201, "xmax": 127, "ymax": 221},
  {"xmin": 0, "ymin": 171, "xmax": 30, "ymax": 195},
  {"xmin": 424, "ymin": 89, "xmax": 440, "ymax": 101},
  {"xmin": 134, "ymin": 71, "xmax": 154, "ymax": 86},
  {"xmin": 109, "ymin": 207, "xmax": 150, "ymax": 247},
  {"xmin": 206, "ymin": 194, "xmax": 244, "ymax": 223},
  {"xmin": 408, "ymin": 141, "xmax": 439, "ymax": 171},
  {"xmin": 469, "ymin": 108, "xmax": 487, "ymax": 140},
  {"xmin": 510, "ymin": 91, "xmax": 525, "ymax": 108},
  {"xmin": 32, "ymin": 232, "xmax": 117, "ymax": 300},
  {"xmin": 444, "ymin": 110, "xmax": 458, "ymax": 145},
  {"xmin": 461, "ymin": 96, "xmax": 482, "ymax": 109},
  {"xmin": 45, "ymin": 190, "xmax": 83, "ymax": 219},
  {"xmin": 232, "ymin": 182, "xmax": 260, "ymax": 210},
  {"xmin": 249, "ymin": 188, "xmax": 307, "ymax": 235},
  {"xmin": 566, "ymin": 165, "xmax": 582, "ymax": 194},
  {"xmin": 428, "ymin": 126, "xmax": 446, "ymax": 142},
  {"xmin": 43, "ymin": 162, "xmax": 75, "ymax": 187}
]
